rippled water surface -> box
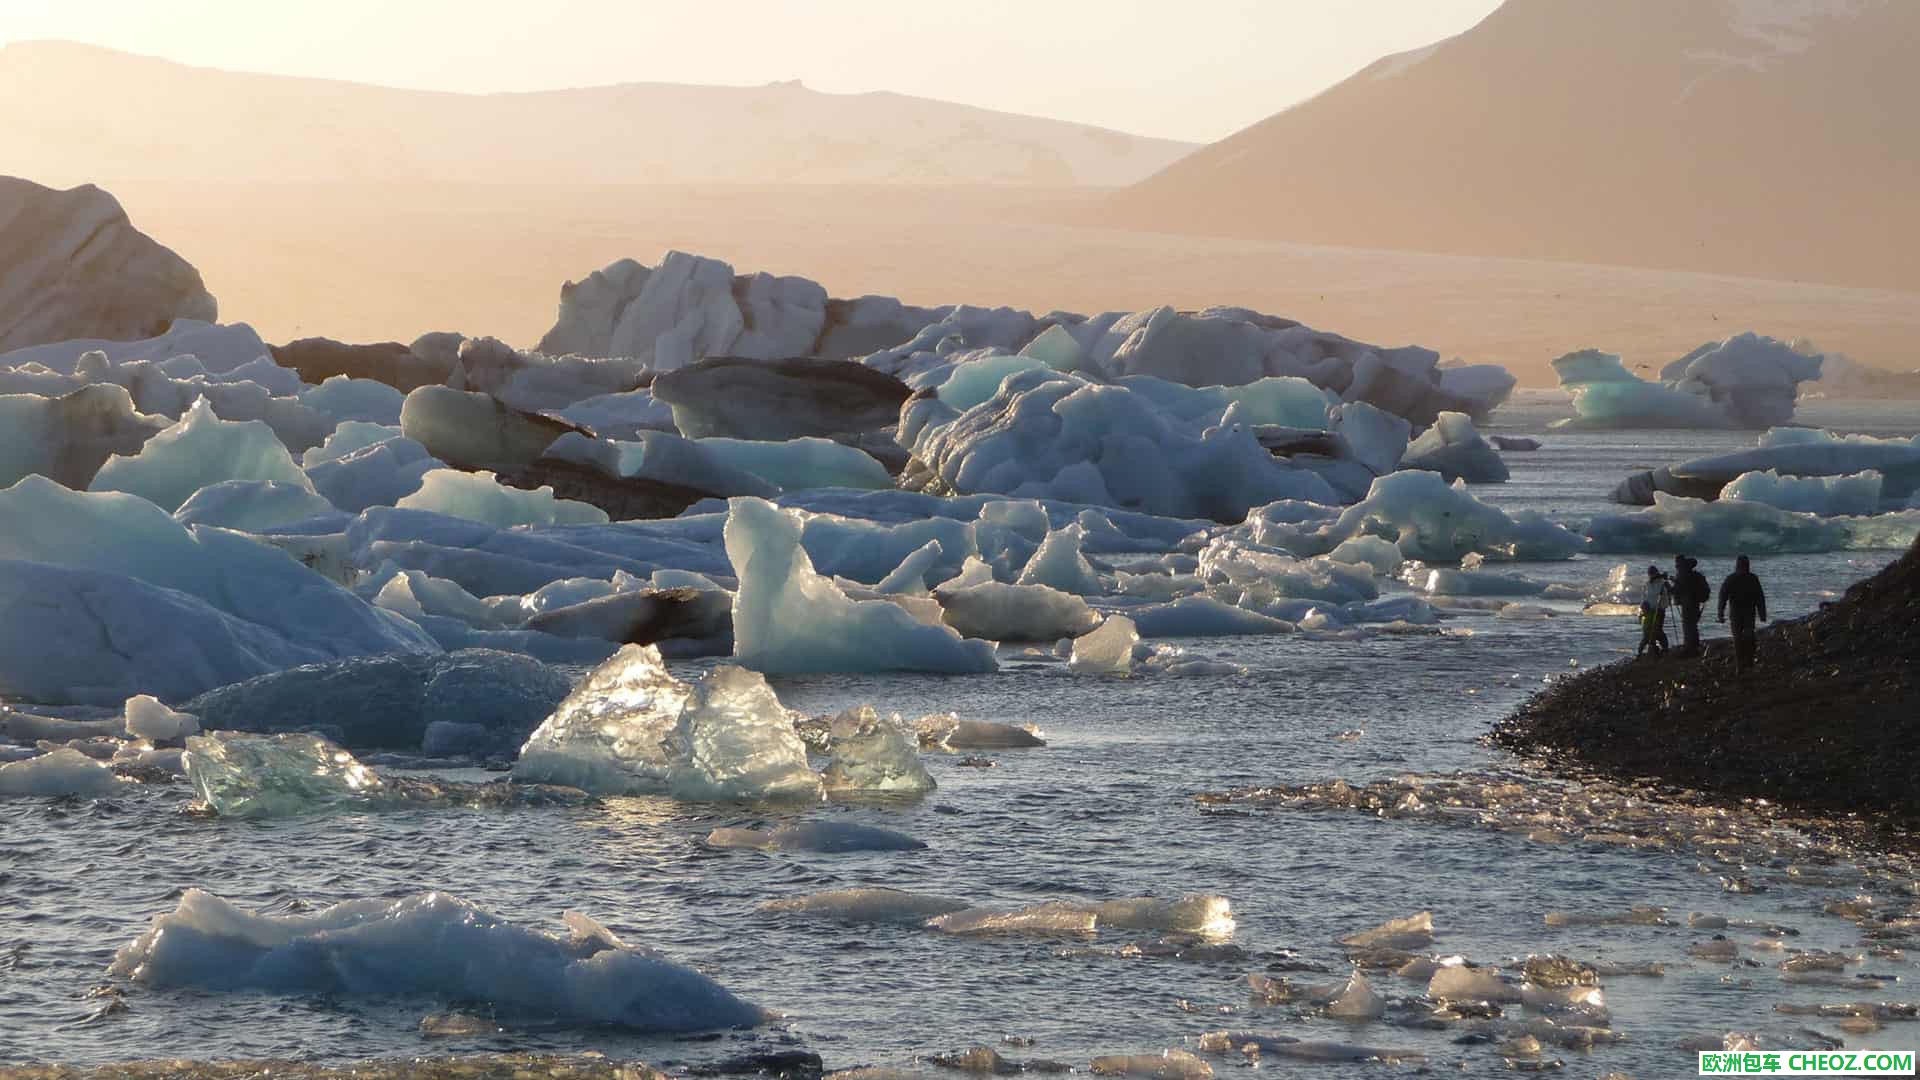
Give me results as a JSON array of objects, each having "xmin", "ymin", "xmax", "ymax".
[{"xmin": 4, "ymin": 402, "xmax": 1919, "ymax": 1074}]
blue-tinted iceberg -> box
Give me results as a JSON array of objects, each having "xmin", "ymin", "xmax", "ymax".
[
  {"xmin": 90, "ymin": 397, "xmax": 314, "ymax": 512},
  {"xmin": 726, "ymin": 496, "xmax": 997, "ymax": 674},
  {"xmin": 1721, "ymin": 469, "xmax": 1885, "ymax": 517},
  {"xmin": 1553, "ymin": 335, "xmax": 1822, "ymax": 430},
  {"xmin": 1398, "ymin": 411, "xmax": 1509, "ymax": 484},
  {"xmin": 397, "ymin": 468, "xmax": 610, "ymax": 527},
  {"xmin": 109, "ymin": 889, "xmax": 764, "ymax": 1032}
]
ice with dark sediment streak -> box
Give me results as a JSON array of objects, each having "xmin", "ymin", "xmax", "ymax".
[
  {"xmin": 0, "ymin": 746, "xmax": 125, "ymax": 797},
  {"xmin": 704, "ymin": 821, "xmax": 926, "ymax": 852},
  {"xmin": 758, "ymin": 888, "xmax": 969, "ymax": 924},
  {"xmin": 821, "ymin": 707, "xmax": 936, "ymax": 794},
  {"xmin": 665, "ymin": 665, "xmax": 822, "ymax": 802},
  {"xmin": 109, "ymin": 889, "xmax": 764, "ymax": 1032},
  {"xmin": 512, "ymin": 644, "xmax": 687, "ymax": 795}
]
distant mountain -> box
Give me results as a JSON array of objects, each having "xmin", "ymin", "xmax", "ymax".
[
  {"xmin": 0, "ymin": 41, "xmax": 1194, "ymax": 188},
  {"xmin": 1107, "ymin": 0, "xmax": 1920, "ymax": 291}
]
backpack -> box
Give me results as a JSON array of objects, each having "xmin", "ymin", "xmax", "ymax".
[{"xmin": 1683, "ymin": 570, "xmax": 1710, "ymax": 605}]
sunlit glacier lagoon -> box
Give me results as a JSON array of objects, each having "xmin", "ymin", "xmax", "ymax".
[{"xmin": 4, "ymin": 401, "xmax": 1919, "ymax": 1074}]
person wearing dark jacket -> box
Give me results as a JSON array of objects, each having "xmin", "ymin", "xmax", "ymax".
[
  {"xmin": 1672, "ymin": 555, "xmax": 1711, "ymax": 657},
  {"xmin": 1717, "ymin": 554, "xmax": 1768, "ymax": 671}
]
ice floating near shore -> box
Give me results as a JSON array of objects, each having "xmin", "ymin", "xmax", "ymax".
[
  {"xmin": 759, "ymin": 888, "xmax": 968, "ymax": 923},
  {"xmin": 1090, "ymin": 1050, "xmax": 1214, "ymax": 1080},
  {"xmin": 90, "ymin": 398, "xmax": 313, "ymax": 512},
  {"xmin": 109, "ymin": 889, "xmax": 764, "ymax": 1032},
  {"xmin": 184, "ymin": 732, "xmax": 385, "ymax": 818},
  {"xmin": 666, "ymin": 666, "xmax": 822, "ymax": 802},
  {"xmin": 936, "ymin": 581, "xmax": 1100, "ymax": 642},
  {"xmin": 726, "ymin": 497, "xmax": 998, "ymax": 674},
  {"xmin": 512, "ymin": 645, "xmax": 687, "ymax": 794},
  {"xmin": 1586, "ymin": 493, "xmax": 1920, "ymax": 554},
  {"xmin": 1069, "ymin": 615, "xmax": 1139, "ymax": 675},
  {"xmin": 821, "ymin": 707, "xmax": 936, "ymax": 794},
  {"xmin": 1398, "ymin": 412, "xmax": 1508, "ymax": 484},
  {"xmin": 1612, "ymin": 434, "xmax": 1920, "ymax": 505},
  {"xmin": 929, "ymin": 902, "xmax": 1100, "ymax": 936},
  {"xmin": 1722, "ymin": 469, "xmax": 1886, "ymax": 517},
  {"xmin": 1553, "ymin": 335, "xmax": 1821, "ymax": 430},
  {"xmin": 0, "ymin": 746, "xmax": 124, "ymax": 797},
  {"xmin": 705, "ymin": 821, "xmax": 926, "ymax": 852},
  {"xmin": 916, "ymin": 714, "xmax": 1046, "ymax": 750}
]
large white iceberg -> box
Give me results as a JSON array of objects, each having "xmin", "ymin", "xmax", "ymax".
[
  {"xmin": 109, "ymin": 889, "xmax": 764, "ymax": 1032},
  {"xmin": 90, "ymin": 398, "xmax": 314, "ymax": 512},
  {"xmin": 1553, "ymin": 335, "xmax": 1822, "ymax": 430},
  {"xmin": 725, "ymin": 497, "xmax": 998, "ymax": 674}
]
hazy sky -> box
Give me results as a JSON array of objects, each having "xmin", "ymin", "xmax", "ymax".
[{"xmin": 0, "ymin": 0, "xmax": 1503, "ymax": 142}]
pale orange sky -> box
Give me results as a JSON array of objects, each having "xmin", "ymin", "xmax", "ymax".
[{"xmin": 0, "ymin": 0, "xmax": 1503, "ymax": 142}]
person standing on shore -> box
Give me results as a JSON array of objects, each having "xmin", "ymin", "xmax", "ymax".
[
  {"xmin": 1672, "ymin": 555, "xmax": 1711, "ymax": 657},
  {"xmin": 1637, "ymin": 565, "xmax": 1672, "ymax": 658},
  {"xmin": 1717, "ymin": 554, "xmax": 1768, "ymax": 671}
]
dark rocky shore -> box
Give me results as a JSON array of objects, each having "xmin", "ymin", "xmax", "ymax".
[{"xmin": 1494, "ymin": 536, "xmax": 1920, "ymax": 823}]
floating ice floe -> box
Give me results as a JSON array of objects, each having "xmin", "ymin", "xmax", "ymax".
[
  {"xmin": 935, "ymin": 581, "xmax": 1100, "ymax": 642},
  {"xmin": 511, "ymin": 644, "xmax": 688, "ymax": 794},
  {"xmin": 1397, "ymin": 411, "xmax": 1509, "ymax": 484},
  {"xmin": 1721, "ymin": 469, "xmax": 1887, "ymax": 517},
  {"xmin": 648, "ymin": 356, "xmax": 910, "ymax": 440},
  {"xmin": 915, "ymin": 714, "xmax": 1046, "ymax": 750},
  {"xmin": 0, "ymin": 746, "xmax": 125, "ymax": 797},
  {"xmin": 1249, "ymin": 471, "xmax": 1585, "ymax": 562},
  {"xmin": 90, "ymin": 397, "xmax": 314, "ymax": 512},
  {"xmin": 299, "ymin": 375, "xmax": 404, "ymax": 426},
  {"xmin": 109, "ymin": 889, "xmax": 765, "ymax": 1032},
  {"xmin": 1614, "ymin": 432, "xmax": 1920, "ymax": 505},
  {"xmin": 665, "ymin": 666, "xmax": 822, "ymax": 802},
  {"xmin": 1553, "ymin": 335, "xmax": 1822, "ymax": 430},
  {"xmin": 821, "ymin": 707, "xmax": 937, "ymax": 794},
  {"xmin": 184, "ymin": 731, "xmax": 385, "ymax": 817},
  {"xmin": 726, "ymin": 496, "xmax": 998, "ymax": 674},
  {"xmin": 185, "ymin": 649, "xmax": 572, "ymax": 756},
  {"xmin": 1069, "ymin": 615, "xmax": 1139, "ymax": 675},
  {"xmin": 172, "ymin": 479, "xmax": 343, "ymax": 532},
  {"xmin": 305, "ymin": 434, "xmax": 443, "ymax": 512},
  {"xmin": 705, "ymin": 821, "xmax": 926, "ymax": 852},
  {"xmin": 123, "ymin": 695, "xmax": 199, "ymax": 743},
  {"xmin": 1586, "ymin": 493, "xmax": 1920, "ymax": 554}
]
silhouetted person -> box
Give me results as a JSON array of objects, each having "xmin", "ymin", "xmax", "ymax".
[
  {"xmin": 1717, "ymin": 554, "xmax": 1768, "ymax": 672},
  {"xmin": 1672, "ymin": 554, "xmax": 1710, "ymax": 657},
  {"xmin": 1637, "ymin": 565, "xmax": 1671, "ymax": 658}
]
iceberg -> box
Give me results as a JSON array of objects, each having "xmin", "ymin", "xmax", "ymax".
[
  {"xmin": 0, "ymin": 319, "xmax": 263, "ymax": 376},
  {"xmin": 1585, "ymin": 494, "xmax": 1920, "ymax": 554},
  {"xmin": 1553, "ymin": 335, "xmax": 1822, "ymax": 430},
  {"xmin": 305, "ymin": 434, "xmax": 443, "ymax": 513},
  {"xmin": 184, "ymin": 732, "xmax": 386, "ymax": 818},
  {"xmin": 725, "ymin": 497, "xmax": 998, "ymax": 674},
  {"xmin": 301, "ymin": 421, "xmax": 404, "ymax": 467},
  {"xmin": 692, "ymin": 437, "xmax": 893, "ymax": 492},
  {"xmin": 109, "ymin": 889, "xmax": 764, "ymax": 1032},
  {"xmin": 397, "ymin": 468, "xmax": 611, "ymax": 527},
  {"xmin": 935, "ymin": 581, "xmax": 1101, "ymax": 642},
  {"xmin": 186, "ymin": 650, "xmax": 572, "ymax": 755},
  {"xmin": 928, "ymin": 902, "xmax": 1100, "ymax": 935},
  {"xmin": 1613, "ymin": 438, "xmax": 1920, "ymax": 505},
  {"xmin": 123, "ymin": 695, "xmax": 200, "ymax": 743},
  {"xmin": 1069, "ymin": 615, "xmax": 1139, "ymax": 675},
  {"xmin": 650, "ymin": 356, "xmax": 911, "ymax": 440},
  {"xmin": 172, "ymin": 479, "xmax": 343, "ymax": 532},
  {"xmin": 899, "ymin": 368, "xmax": 1343, "ymax": 522},
  {"xmin": 89, "ymin": 397, "xmax": 314, "ymax": 513},
  {"xmin": 299, "ymin": 375, "xmax": 404, "ymax": 426},
  {"xmin": 512, "ymin": 645, "xmax": 688, "ymax": 794},
  {"xmin": 1398, "ymin": 411, "xmax": 1509, "ymax": 483},
  {"xmin": 1276, "ymin": 471, "xmax": 1585, "ymax": 562},
  {"xmin": 1127, "ymin": 596, "xmax": 1295, "ymax": 637},
  {"xmin": 1721, "ymin": 469, "xmax": 1885, "ymax": 517},
  {"xmin": 820, "ymin": 707, "xmax": 936, "ymax": 794},
  {"xmin": 1016, "ymin": 523, "xmax": 1105, "ymax": 595},
  {"xmin": 665, "ymin": 666, "xmax": 823, "ymax": 802},
  {"xmin": 399, "ymin": 385, "xmax": 580, "ymax": 468},
  {"xmin": 0, "ymin": 747, "xmax": 124, "ymax": 798},
  {"xmin": 0, "ymin": 384, "xmax": 168, "ymax": 489}
]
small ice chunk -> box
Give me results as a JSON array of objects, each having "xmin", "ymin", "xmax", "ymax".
[
  {"xmin": 0, "ymin": 747, "xmax": 124, "ymax": 797},
  {"xmin": 705, "ymin": 821, "xmax": 925, "ymax": 852},
  {"xmin": 1069, "ymin": 615, "xmax": 1139, "ymax": 675},
  {"xmin": 512, "ymin": 644, "xmax": 688, "ymax": 795},
  {"xmin": 123, "ymin": 695, "xmax": 200, "ymax": 743},
  {"xmin": 822, "ymin": 707, "xmax": 936, "ymax": 794},
  {"xmin": 1016, "ymin": 523, "xmax": 1103, "ymax": 596},
  {"xmin": 1428, "ymin": 964, "xmax": 1521, "ymax": 1002},
  {"xmin": 1089, "ymin": 1050, "xmax": 1213, "ymax": 1080},
  {"xmin": 938, "ymin": 581, "xmax": 1101, "ymax": 642},
  {"xmin": 397, "ymin": 468, "xmax": 609, "ymax": 527},
  {"xmin": 1091, "ymin": 895, "xmax": 1235, "ymax": 937},
  {"xmin": 915, "ymin": 714, "xmax": 1046, "ymax": 750},
  {"xmin": 1324, "ymin": 968, "xmax": 1386, "ymax": 1020},
  {"xmin": 665, "ymin": 666, "xmax": 823, "ymax": 803},
  {"xmin": 108, "ymin": 889, "xmax": 763, "ymax": 1032},
  {"xmin": 1328, "ymin": 536, "xmax": 1404, "ymax": 576},
  {"xmin": 1340, "ymin": 911, "xmax": 1434, "ymax": 952},
  {"xmin": 183, "ymin": 732, "xmax": 383, "ymax": 818},
  {"xmin": 759, "ymin": 888, "xmax": 969, "ymax": 924},
  {"xmin": 929, "ymin": 902, "xmax": 1099, "ymax": 935}
]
